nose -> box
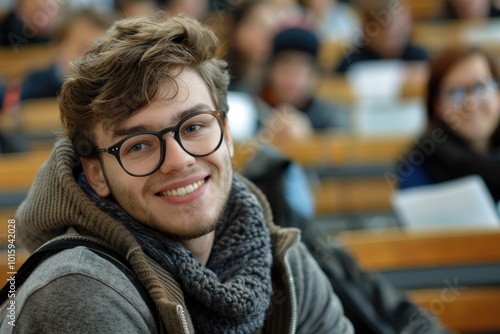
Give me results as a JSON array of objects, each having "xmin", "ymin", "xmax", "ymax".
[{"xmin": 158, "ymin": 133, "xmax": 196, "ymax": 174}]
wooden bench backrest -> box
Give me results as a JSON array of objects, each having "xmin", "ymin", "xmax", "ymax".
[
  {"xmin": 0, "ymin": 45, "xmax": 54, "ymax": 84},
  {"xmin": 336, "ymin": 228, "xmax": 500, "ymax": 271}
]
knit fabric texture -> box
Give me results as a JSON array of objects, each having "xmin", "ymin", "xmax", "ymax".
[
  {"xmin": 78, "ymin": 173, "xmax": 273, "ymax": 334},
  {"xmin": 15, "ymin": 139, "xmax": 301, "ymax": 333}
]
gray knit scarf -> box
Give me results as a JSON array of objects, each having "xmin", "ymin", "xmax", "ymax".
[{"xmin": 78, "ymin": 174, "xmax": 273, "ymax": 333}]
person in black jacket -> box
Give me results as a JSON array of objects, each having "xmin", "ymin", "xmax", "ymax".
[
  {"xmin": 335, "ymin": 0, "xmax": 427, "ymax": 74},
  {"xmin": 0, "ymin": 0, "xmax": 61, "ymax": 47}
]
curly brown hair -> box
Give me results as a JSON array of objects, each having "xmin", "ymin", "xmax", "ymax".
[{"xmin": 59, "ymin": 12, "xmax": 230, "ymax": 157}]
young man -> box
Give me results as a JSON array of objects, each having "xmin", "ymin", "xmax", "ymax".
[{"xmin": 1, "ymin": 13, "xmax": 353, "ymax": 333}]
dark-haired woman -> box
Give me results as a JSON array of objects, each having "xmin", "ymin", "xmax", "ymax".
[{"xmin": 397, "ymin": 45, "xmax": 500, "ymax": 201}]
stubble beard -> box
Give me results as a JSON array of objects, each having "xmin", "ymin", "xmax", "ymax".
[{"xmin": 106, "ymin": 155, "xmax": 234, "ymax": 241}]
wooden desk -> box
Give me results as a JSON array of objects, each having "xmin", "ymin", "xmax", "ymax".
[
  {"xmin": 0, "ymin": 44, "xmax": 54, "ymax": 84},
  {"xmin": 337, "ymin": 228, "xmax": 500, "ymax": 332},
  {"xmin": 234, "ymin": 133, "xmax": 412, "ymax": 167},
  {"xmin": 337, "ymin": 228, "xmax": 500, "ymax": 271},
  {"xmin": 18, "ymin": 98, "xmax": 61, "ymax": 134},
  {"xmin": 234, "ymin": 134, "xmax": 411, "ymax": 214},
  {"xmin": 412, "ymin": 19, "xmax": 500, "ymax": 56},
  {"xmin": 0, "ymin": 98, "xmax": 61, "ymax": 150},
  {"xmin": 0, "ymin": 149, "xmax": 51, "ymax": 191},
  {"xmin": 408, "ymin": 0, "xmax": 444, "ymax": 21},
  {"xmin": 316, "ymin": 75, "xmax": 427, "ymax": 106}
]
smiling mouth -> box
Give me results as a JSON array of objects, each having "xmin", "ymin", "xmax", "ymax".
[{"xmin": 158, "ymin": 178, "xmax": 206, "ymax": 197}]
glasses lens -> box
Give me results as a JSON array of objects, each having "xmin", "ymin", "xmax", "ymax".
[
  {"xmin": 448, "ymin": 87, "xmax": 467, "ymax": 106},
  {"xmin": 179, "ymin": 113, "xmax": 223, "ymax": 156},
  {"xmin": 120, "ymin": 134, "xmax": 161, "ymax": 176},
  {"xmin": 473, "ymin": 80, "xmax": 498, "ymax": 100}
]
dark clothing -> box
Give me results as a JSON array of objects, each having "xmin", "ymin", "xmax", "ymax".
[
  {"xmin": 20, "ymin": 63, "xmax": 63, "ymax": 101},
  {"xmin": 0, "ymin": 131, "xmax": 28, "ymax": 154},
  {"xmin": 243, "ymin": 147, "xmax": 449, "ymax": 334},
  {"xmin": 0, "ymin": 11, "xmax": 50, "ymax": 47},
  {"xmin": 258, "ymin": 86, "xmax": 351, "ymax": 131},
  {"xmin": 397, "ymin": 123, "xmax": 500, "ymax": 202},
  {"xmin": 302, "ymin": 98, "xmax": 351, "ymax": 130},
  {"xmin": 335, "ymin": 43, "xmax": 428, "ymax": 73}
]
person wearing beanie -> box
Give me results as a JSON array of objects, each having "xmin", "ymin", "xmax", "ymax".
[
  {"xmin": 335, "ymin": 0, "xmax": 427, "ymax": 73},
  {"xmin": 259, "ymin": 26, "xmax": 351, "ymax": 139}
]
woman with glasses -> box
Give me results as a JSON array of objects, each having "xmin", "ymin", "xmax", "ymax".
[{"xmin": 396, "ymin": 45, "xmax": 500, "ymax": 201}]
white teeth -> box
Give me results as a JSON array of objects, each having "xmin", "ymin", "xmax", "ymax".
[{"xmin": 160, "ymin": 179, "xmax": 205, "ymax": 197}]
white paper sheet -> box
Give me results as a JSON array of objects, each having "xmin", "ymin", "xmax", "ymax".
[
  {"xmin": 392, "ymin": 175, "xmax": 500, "ymax": 229},
  {"xmin": 227, "ymin": 91, "xmax": 259, "ymax": 141}
]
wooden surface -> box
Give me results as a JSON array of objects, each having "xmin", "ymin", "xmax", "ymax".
[
  {"xmin": 336, "ymin": 228, "xmax": 500, "ymax": 271},
  {"xmin": 412, "ymin": 19, "xmax": 500, "ymax": 56},
  {"xmin": 234, "ymin": 134, "xmax": 410, "ymax": 215},
  {"xmin": 233, "ymin": 133, "xmax": 412, "ymax": 169},
  {"xmin": 0, "ymin": 150, "xmax": 51, "ymax": 191},
  {"xmin": 409, "ymin": 287, "xmax": 500, "ymax": 332},
  {"xmin": 0, "ymin": 44, "xmax": 54, "ymax": 84},
  {"xmin": 407, "ymin": 0, "xmax": 444, "ymax": 21},
  {"xmin": 0, "ymin": 133, "xmax": 410, "ymax": 217},
  {"xmin": 337, "ymin": 228, "xmax": 500, "ymax": 332},
  {"xmin": 316, "ymin": 75, "xmax": 427, "ymax": 106},
  {"xmin": 18, "ymin": 98, "xmax": 62, "ymax": 134},
  {"xmin": 0, "ymin": 208, "xmax": 17, "ymax": 246},
  {"xmin": 314, "ymin": 178, "xmax": 394, "ymax": 215}
]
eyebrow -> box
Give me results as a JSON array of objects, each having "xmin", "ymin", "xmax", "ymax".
[{"xmin": 111, "ymin": 103, "xmax": 213, "ymax": 140}]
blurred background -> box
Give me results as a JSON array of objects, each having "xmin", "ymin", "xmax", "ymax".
[{"xmin": 1, "ymin": 0, "xmax": 500, "ymax": 332}]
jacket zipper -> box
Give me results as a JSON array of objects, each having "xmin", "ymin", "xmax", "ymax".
[
  {"xmin": 176, "ymin": 304, "xmax": 190, "ymax": 334},
  {"xmin": 283, "ymin": 235, "xmax": 300, "ymax": 334}
]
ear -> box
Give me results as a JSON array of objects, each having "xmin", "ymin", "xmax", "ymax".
[
  {"xmin": 81, "ymin": 157, "xmax": 111, "ymax": 197},
  {"xmin": 223, "ymin": 120, "xmax": 234, "ymax": 158}
]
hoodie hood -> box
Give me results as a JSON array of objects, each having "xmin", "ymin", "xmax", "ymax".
[{"xmin": 15, "ymin": 138, "xmax": 300, "ymax": 333}]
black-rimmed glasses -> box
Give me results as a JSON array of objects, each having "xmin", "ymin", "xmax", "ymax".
[{"xmin": 96, "ymin": 111, "xmax": 226, "ymax": 177}]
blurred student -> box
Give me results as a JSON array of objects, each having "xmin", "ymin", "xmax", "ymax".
[
  {"xmin": 0, "ymin": 0, "xmax": 63, "ymax": 47},
  {"xmin": 335, "ymin": 0, "xmax": 427, "ymax": 74},
  {"xmin": 243, "ymin": 147, "xmax": 450, "ymax": 334},
  {"xmin": 396, "ymin": 45, "xmax": 500, "ymax": 201},
  {"xmin": 299, "ymin": 0, "xmax": 361, "ymax": 41},
  {"xmin": 19, "ymin": 9, "xmax": 112, "ymax": 101},
  {"xmin": 115, "ymin": 0, "xmax": 157, "ymax": 18},
  {"xmin": 259, "ymin": 26, "xmax": 350, "ymax": 138},
  {"xmin": 226, "ymin": 0, "xmax": 278, "ymax": 94}
]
